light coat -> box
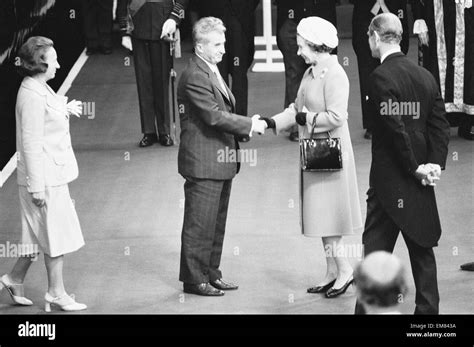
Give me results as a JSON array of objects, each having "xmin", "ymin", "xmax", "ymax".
[{"xmin": 16, "ymin": 77, "xmax": 78, "ymax": 193}]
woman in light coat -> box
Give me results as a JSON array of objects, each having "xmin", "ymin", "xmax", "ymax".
[
  {"xmin": 262, "ymin": 17, "xmax": 363, "ymax": 298},
  {"xmin": 0, "ymin": 36, "xmax": 87, "ymax": 311}
]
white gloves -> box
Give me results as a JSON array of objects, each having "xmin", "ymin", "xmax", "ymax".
[
  {"xmin": 251, "ymin": 115, "xmax": 267, "ymax": 136},
  {"xmin": 161, "ymin": 19, "xmax": 177, "ymax": 40},
  {"xmin": 122, "ymin": 36, "xmax": 133, "ymax": 51}
]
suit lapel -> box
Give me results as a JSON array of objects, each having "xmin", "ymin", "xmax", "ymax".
[
  {"xmin": 192, "ymin": 55, "xmax": 234, "ymax": 108},
  {"xmin": 224, "ymin": 81, "xmax": 236, "ymax": 110}
]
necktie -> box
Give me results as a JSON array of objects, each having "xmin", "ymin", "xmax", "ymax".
[
  {"xmin": 214, "ymin": 70, "xmax": 229, "ymax": 99},
  {"xmin": 371, "ymin": 0, "xmax": 390, "ymax": 16}
]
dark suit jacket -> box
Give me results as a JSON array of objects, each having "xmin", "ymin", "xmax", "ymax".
[
  {"xmin": 368, "ymin": 52, "xmax": 450, "ymax": 247},
  {"xmin": 178, "ymin": 55, "xmax": 253, "ymax": 180},
  {"xmin": 351, "ymin": 0, "xmax": 409, "ymax": 57},
  {"xmin": 116, "ymin": 0, "xmax": 188, "ymax": 40},
  {"xmin": 276, "ymin": 0, "xmax": 337, "ymax": 31}
]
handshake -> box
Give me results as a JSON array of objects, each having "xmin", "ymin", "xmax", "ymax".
[
  {"xmin": 415, "ymin": 163, "xmax": 442, "ymax": 187},
  {"xmin": 250, "ymin": 115, "xmax": 270, "ymax": 136}
]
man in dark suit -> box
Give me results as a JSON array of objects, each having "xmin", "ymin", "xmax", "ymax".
[
  {"xmin": 350, "ymin": 0, "xmax": 410, "ymax": 139},
  {"xmin": 81, "ymin": 0, "xmax": 114, "ymax": 55},
  {"xmin": 194, "ymin": 0, "xmax": 260, "ymax": 143},
  {"xmin": 276, "ymin": 0, "xmax": 337, "ymax": 141},
  {"xmin": 116, "ymin": 0, "xmax": 187, "ymax": 147},
  {"xmin": 355, "ymin": 13, "xmax": 450, "ymax": 314},
  {"xmin": 177, "ymin": 17, "xmax": 266, "ymax": 296}
]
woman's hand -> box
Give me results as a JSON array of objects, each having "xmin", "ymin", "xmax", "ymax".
[
  {"xmin": 67, "ymin": 100, "xmax": 82, "ymax": 118},
  {"xmin": 31, "ymin": 191, "xmax": 46, "ymax": 207}
]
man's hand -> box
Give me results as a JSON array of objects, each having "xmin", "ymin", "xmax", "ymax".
[
  {"xmin": 415, "ymin": 165, "xmax": 440, "ymax": 186},
  {"xmin": 31, "ymin": 191, "xmax": 46, "ymax": 208},
  {"xmin": 67, "ymin": 100, "xmax": 82, "ymax": 118},
  {"xmin": 251, "ymin": 114, "xmax": 267, "ymax": 135},
  {"xmin": 424, "ymin": 163, "xmax": 442, "ymax": 179},
  {"xmin": 161, "ymin": 19, "xmax": 177, "ymax": 40},
  {"xmin": 122, "ymin": 36, "xmax": 133, "ymax": 51}
]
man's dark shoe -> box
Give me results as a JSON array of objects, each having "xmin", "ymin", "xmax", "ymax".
[
  {"xmin": 100, "ymin": 47, "xmax": 113, "ymax": 55},
  {"xmin": 458, "ymin": 125, "xmax": 474, "ymax": 141},
  {"xmin": 183, "ymin": 283, "xmax": 225, "ymax": 296},
  {"xmin": 159, "ymin": 134, "xmax": 174, "ymax": 146},
  {"xmin": 86, "ymin": 47, "xmax": 99, "ymax": 56},
  {"xmin": 139, "ymin": 134, "xmax": 158, "ymax": 147},
  {"xmin": 364, "ymin": 130, "xmax": 372, "ymax": 140},
  {"xmin": 289, "ymin": 131, "xmax": 299, "ymax": 142},
  {"xmin": 210, "ymin": 278, "xmax": 238, "ymax": 290}
]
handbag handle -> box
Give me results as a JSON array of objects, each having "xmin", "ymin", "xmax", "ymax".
[{"xmin": 309, "ymin": 113, "xmax": 331, "ymax": 140}]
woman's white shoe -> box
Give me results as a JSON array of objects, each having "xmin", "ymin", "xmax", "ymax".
[
  {"xmin": 44, "ymin": 292, "xmax": 87, "ymax": 312},
  {"xmin": 0, "ymin": 274, "xmax": 33, "ymax": 306}
]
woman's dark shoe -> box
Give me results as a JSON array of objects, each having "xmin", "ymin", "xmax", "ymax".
[
  {"xmin": 460, "ymin": 262, "xmax": 474, "ymax": 271},
  {"xmin": 325, "ymin": 277, "xmax": 354, "ymax": 298},
  {"xmin": 307, "ymin": 279, "xmax": 336, "ymax": 294}
]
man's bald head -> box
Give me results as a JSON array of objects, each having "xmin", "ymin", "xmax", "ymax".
[
  {"xmin": 368, "ymin": 12, "xmax": 403, "ymax": 45},
  {"xmin": 355, "ymin": 251, "xmax": 408, "ymax": 308}
]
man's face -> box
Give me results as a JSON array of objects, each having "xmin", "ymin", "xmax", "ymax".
[
  {"xmin": 368, "ymin": 30, "xmax": 380, "ymax": 59},
  {"xmin": 197, "ymin": 31, "xmax": 226, "ymax": 65}
]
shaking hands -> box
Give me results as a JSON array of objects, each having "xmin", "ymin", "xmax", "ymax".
[{"xmin": 251, "ymin": 115, "xmax": 268, "ymax": 136}]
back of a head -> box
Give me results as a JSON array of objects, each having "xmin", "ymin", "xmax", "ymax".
[
  {"xmin": 354, "ymin": 251, "xmax": 408, "ymax": 310},
  {"xmin": 368, "ymin": 12, "xmax": 403, "ymax": 45}
]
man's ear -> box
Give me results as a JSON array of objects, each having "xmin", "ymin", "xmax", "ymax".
[
  {"xmin": 195, "ymin": 43, "xmax": 203, "ymax": 55},
  {"xmin": 373, "ymin": 31, "xmax": 381, "ymax": 44}
]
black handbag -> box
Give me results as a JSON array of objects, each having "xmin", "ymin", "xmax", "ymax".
[{"xmin": 300, "ymin": 117, "xmax": 343, "ymax": 171}]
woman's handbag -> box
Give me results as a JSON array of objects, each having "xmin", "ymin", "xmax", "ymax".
[{"xmin": 300, "ymin": 117, "xmax": 343, "ymax": 171}]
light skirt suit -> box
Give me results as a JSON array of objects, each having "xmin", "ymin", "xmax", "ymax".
[
  {"xmin": 273, "ymin": 56, "xmax": 363, "ymax": 237},
  {"xmin": 16, "ymin": 77, "xmax": 84, "ymax": 257}
]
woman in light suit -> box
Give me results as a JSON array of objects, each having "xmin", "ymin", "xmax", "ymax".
[
  {"xmin": 0, "ymin": 36, "xmax": 87, "ymax": 311},
  {"xmin": 262, "ymin": 17, "xmax": 363, "ymax": 298}
]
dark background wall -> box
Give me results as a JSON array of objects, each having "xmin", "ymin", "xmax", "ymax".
[{"xmin": 0, "ymin": 0, "xmax": 84, "ymax": 169}]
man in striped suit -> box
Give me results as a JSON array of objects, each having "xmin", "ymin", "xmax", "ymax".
[{"xmin": 177, "ymin": 17, "xmax": 266, "ymax": 296}]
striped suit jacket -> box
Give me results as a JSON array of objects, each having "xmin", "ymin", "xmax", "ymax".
[{"xmin": 177, "ymin": 54, "xmax": 252, "ymax": 180}]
